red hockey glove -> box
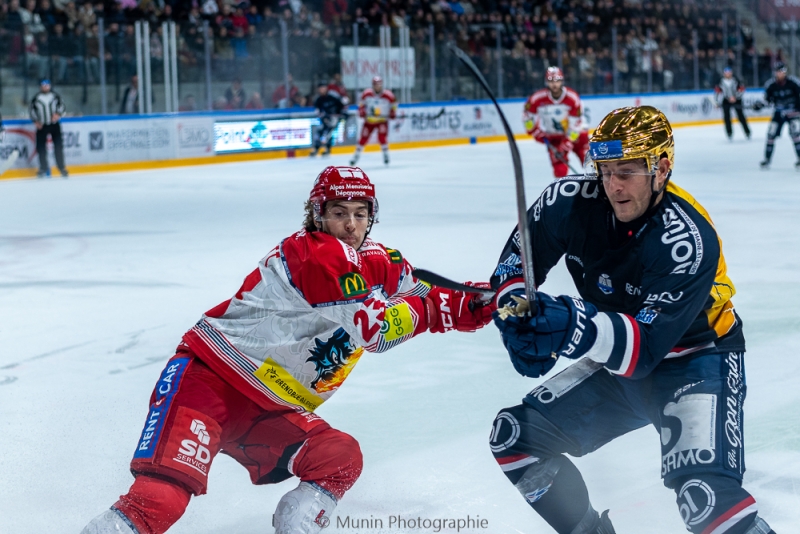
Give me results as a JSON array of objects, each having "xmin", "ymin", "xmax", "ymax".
[
  {"xmin": 532, "ymin": 127, "xmax": 546, "ymax": 143},
  {"xmin": 425, "ymin": 283, "xmax": 496, "ymax": 333},
  {"xmin": 557, "ymin": 138, "xmax": 574, "ymax": 154},
  {"xmin": 358, "ymin": 107, "xmax": 366, "ymax": 118},
  {"xmin": 389, "ymin": 108, "xmax": 397, "ymax": 119}
]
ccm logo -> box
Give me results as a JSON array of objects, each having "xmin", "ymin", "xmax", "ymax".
[{"xmin": 439, "ymin": 293, "xmax": 453, "ymax": 329}]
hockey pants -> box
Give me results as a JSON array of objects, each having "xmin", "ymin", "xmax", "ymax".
[
  {"xmin": 765, "ymin": 111, "xmax": 800, "ymax": 162},
  {"xmin": 490, "ymin": 354, "xmax": 763, "ymax": 534},
  {"xmin": 114, "ymin": 349, "xmax": 362, "ymax": 534}
]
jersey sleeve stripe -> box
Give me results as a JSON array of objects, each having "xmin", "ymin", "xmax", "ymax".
[
  {"xmin": 495, "ymin": 279, "xmax": 526, "ymax": 308},
  {"xmin": 586, "ymin": 312, "xmax": 640, "ymax": 377}
]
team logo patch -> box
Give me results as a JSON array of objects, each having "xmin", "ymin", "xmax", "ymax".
[
  {"xmin": 635, "ymin": 306, "xmax": 659, "ymax": 324},
  {"xmin": 590, "ymin": 140, "xmax": 624, "ymax": 160},
  {"xmin": 338, "ymin": 272, "xmax": 369, "ymax": 298},
  {"xmin": 307, "ymin": 328, "xmax": 363, "ymax": 393},
  {"xmin": 597, "ymin": 273, "xmax": 614, "ymax": 295},
  {"xmin": 386, "ymin": 248, "xmax": 403, "ymax": 264}
]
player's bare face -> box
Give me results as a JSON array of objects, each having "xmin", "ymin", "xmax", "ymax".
[
  {"xmin": 547, "ymin": 80, "xmax": 563, "ymax": 98},
  {"xmin": 321, "ymin": 200, "xmax": 370, "ymax": 249},
  {"xmin": 600, "ymin": 159, "xmax": 654, "ymax": 222}
]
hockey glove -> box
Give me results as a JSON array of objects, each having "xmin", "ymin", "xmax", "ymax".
[
  {"xmin": 532, "ymin": 127, "xmax": 546, "ymax": 143},
  {"xmin": 751, "ymin": 100, "xmax": 765, "ymax": 111},
  {"xmin": 425, "ymin": 283, "xmax": 496, "ymax": 333},
  {"xmin": 557, "ymin": 138, "xmax": 574, "ymax": 154},
  {"xmin": 494, "ymin": 291, "xmax": 599, "ymax": 364}
]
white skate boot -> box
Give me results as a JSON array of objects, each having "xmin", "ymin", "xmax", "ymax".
[
  {"xmin": 81, "ymin": 508, "xmax": 138, "ymax": 533},
  {"xmin": 273, "ymin": 481, "xmax": 337, "ymax": 534}
]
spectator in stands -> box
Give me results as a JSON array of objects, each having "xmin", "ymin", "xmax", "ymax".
[
  {"xmin": 225, "ymin": 78, "xmax": 246, "ymax": 109},
  {"xmin": 272, "ymin": 73, "xmax": 302, "ymax": 108},
  {"xmin": 35, "ymin": 0, "xmax": 58, "ymax": 32},
  {"xmin": 5, "ymin": 0, "xmax": 24, "ymax": 33},
  {"xmin": 245, "ymin": 91, "xmax": 265, "ymax": 109},
  {"xmin": 19, "ymin": 0, "xmax": 45, "ymax": 35},
  {"xmin": 179, "ymin": 94, "xmax": 197, "ymax": 112},
  {"xmin": 120, "ymin": 75, "xmax": 140, "ymax": 114}
]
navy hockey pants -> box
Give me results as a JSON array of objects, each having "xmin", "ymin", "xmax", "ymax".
[
  {"xmin": 491, "ymin": 353, "xmax": 761, "ymax": 534},
  {"xmin": 765, "ymin": 110, "xmax": 800, "ymax": 162}
]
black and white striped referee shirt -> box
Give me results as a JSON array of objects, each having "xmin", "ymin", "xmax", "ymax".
[{"xmin": 29, "ymin": 91, "xmax": 66, "ymax": 125}]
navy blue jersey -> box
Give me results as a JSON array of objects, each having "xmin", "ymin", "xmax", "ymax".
[
  {"xmin": 491, "ymin": 179, "xmax": 744, "ymax": 379},
  {"xmin": 764, "ymin": 76, "xmax": 800, "ymax": 113},
  {"xmin": 315, "ymin": 94, "xmax": 345, "ymax": 118}
]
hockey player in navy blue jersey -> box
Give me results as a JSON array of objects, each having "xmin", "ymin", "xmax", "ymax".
[
  {"xmin": 759, "ymin": 62, "xmax": 800, "ymax": 169},
  {"xmin": 488, "ymin": 106, "xmax": 776, "ymax": 534}
]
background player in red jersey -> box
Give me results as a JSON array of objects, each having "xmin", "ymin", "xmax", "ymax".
[
  {"xmin": 80, "ymin": 166, "xmax": 494, "ymax": 534},
  {"xmin": 523, "ymin": 67, "xmax": 589, "ymax": 178},
  {"xmin": 350, "ymin": 76, "xmax": 397, "ymax": 166}
]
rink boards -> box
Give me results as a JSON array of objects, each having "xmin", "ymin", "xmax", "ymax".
[{"xmin": 0, "ymin": 89, "xmax": 772, "ymax": 179}]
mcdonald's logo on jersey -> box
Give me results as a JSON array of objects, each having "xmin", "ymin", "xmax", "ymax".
[{"xmin": 339, "ymin": 272, "xmax": 370, "ymax": 298}]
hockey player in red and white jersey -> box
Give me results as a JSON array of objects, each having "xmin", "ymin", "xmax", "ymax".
[
  {"xmin": 81, "ymin": 166, "xmax": 495, "ymax": 534},
  {"xmin": 350, "ymin": 76, "xmax": 397, "ymax": 166},
  {"xmin": 523, "ymin": 67, "xmax": 589, "ymax": 178}
]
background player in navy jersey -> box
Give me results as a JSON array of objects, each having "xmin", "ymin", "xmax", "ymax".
[
  {"xmin": 488, "ymin": 106, "xmax": 777, "ymax": 534},
  {"xmin": 759, "ymin": 62, "xmax": 800, "ymax": 170}
]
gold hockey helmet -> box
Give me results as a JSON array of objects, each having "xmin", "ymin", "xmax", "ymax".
[{"xmin": 588, "ymin": 106, "xmax": 674, "ymax": 176}]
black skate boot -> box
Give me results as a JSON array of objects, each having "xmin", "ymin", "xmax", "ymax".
[
  {"xmin": 760, "ymin": 159, "xmax": 770, "ymax": 169},
  {"xmin": 383, "ymin": 152, "xmax": 389, "ymax": 165},
  {"xmin": 309, "ymin": 147, "xmax": 319, "ymax": 158},
  {"xmin": 322, "ymin": 146, "xmax": 331, "ymax": 156},
  {"xmin": 795, "ymin": 160, "xmax": 800, "ymax": 171}
]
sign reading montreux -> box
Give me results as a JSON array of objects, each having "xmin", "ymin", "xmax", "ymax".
[{"xmin": 0, "ymin": 89, "xmax": 773, "ymax": 171}]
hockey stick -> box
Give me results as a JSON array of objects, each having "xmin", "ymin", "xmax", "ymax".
[
  {"xmin": 412, "ymin": 46, "xmax": 538, "ymax": 314},
  {"xmin": 0, "ymin": 149, "xmax": 20, "ymax": 177},
  {"xmin": 449, "ymin": 43, "xmax": 537, "ymax": 314},
  {"xmin": 544, "ymin": 138, "xmax": 581, "ymax": 175},
  {"xmin": 412, "ymin": 268, "xmax": 497, "ymax": 297}
]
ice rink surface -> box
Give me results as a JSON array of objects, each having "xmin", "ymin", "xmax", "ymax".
[{"xmin": 1, "ymin": 122, "xmax": 799, "ymax": 534}]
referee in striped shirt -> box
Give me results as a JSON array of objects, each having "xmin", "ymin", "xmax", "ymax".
[{"xmin": 30, "ymin": 79, "xmax": 68, "ymax": 178}]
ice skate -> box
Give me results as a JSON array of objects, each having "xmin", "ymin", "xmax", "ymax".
[{"xmin": 760, "ymin": 159, "xmax": 770, "ymax": 169}]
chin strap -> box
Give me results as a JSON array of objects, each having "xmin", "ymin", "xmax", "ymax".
[{"xmin": 644, "ymin": 168, "xmax": 672, "ymax": 216}]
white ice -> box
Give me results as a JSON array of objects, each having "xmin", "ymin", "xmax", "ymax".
[{"xmin": 1, "ymin": 122, "xmax": 799, "ymax": 534}]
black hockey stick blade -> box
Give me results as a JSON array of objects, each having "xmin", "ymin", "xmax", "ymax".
[
  {"xmin": 545, "ymin": 139, "xmax": 581, "ymax": 175},
  {"xmin": 447, "ymin": 43, "xmax": 537, "ymax": 313},
  {"xmin": 412, "ymin": 269, "xmax": 496, "ymax": 297}
]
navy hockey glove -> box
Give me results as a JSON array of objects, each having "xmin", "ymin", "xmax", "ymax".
[{"xmin": 494, "ymin": 292, "xmax": 599, "ymax": 372}]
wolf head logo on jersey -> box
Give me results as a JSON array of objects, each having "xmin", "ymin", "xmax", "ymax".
[{"xmin": 307, "ymin": 328, "xmax": 363, "ymax": 393}]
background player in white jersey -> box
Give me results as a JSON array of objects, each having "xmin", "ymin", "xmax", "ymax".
[
  {"xmin": 523, "ymin": 67, "xmax": 589, "ymax": 178},
  {"xmin": 81, "ymin": 166, "xmax": 495, "ymax": 534},
  {"xmin": 350, "ymin": 76, "xmax": 397, "ymax": 166}
]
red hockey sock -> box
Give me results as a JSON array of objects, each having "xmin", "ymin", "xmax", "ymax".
[
  {"xmin": 114, "ymin": 475, "xmax": 192, "ymax": 534},
  {"xmin": 292, "ymin": 429, "xmax": 363, "ymax": 500}
]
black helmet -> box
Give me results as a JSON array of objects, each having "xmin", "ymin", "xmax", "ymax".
[{"xmin": 774, "ymin": 61, "xmax": 787, "ymax": 73}]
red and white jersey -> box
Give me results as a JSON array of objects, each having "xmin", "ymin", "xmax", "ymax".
[
  {"xmin": 359, "ymin": 88, "xmax": 397, "ymax": 124},
  {"xmin": 182, "ymin": 230, "xmax": 431, "ymax": 414},
  {"xmin": 523, "ymin": 87, "xmax": 587, "ymax": 139}
]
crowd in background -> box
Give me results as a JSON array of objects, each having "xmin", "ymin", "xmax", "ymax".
[{"xmin": 0, "ymin": 0, "xmax": 789, "ymax": 110}]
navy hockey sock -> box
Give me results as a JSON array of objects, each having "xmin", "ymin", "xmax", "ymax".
[{"xmin": 526, "ymin": 455, "xmax": 593, "ymax": 534}]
